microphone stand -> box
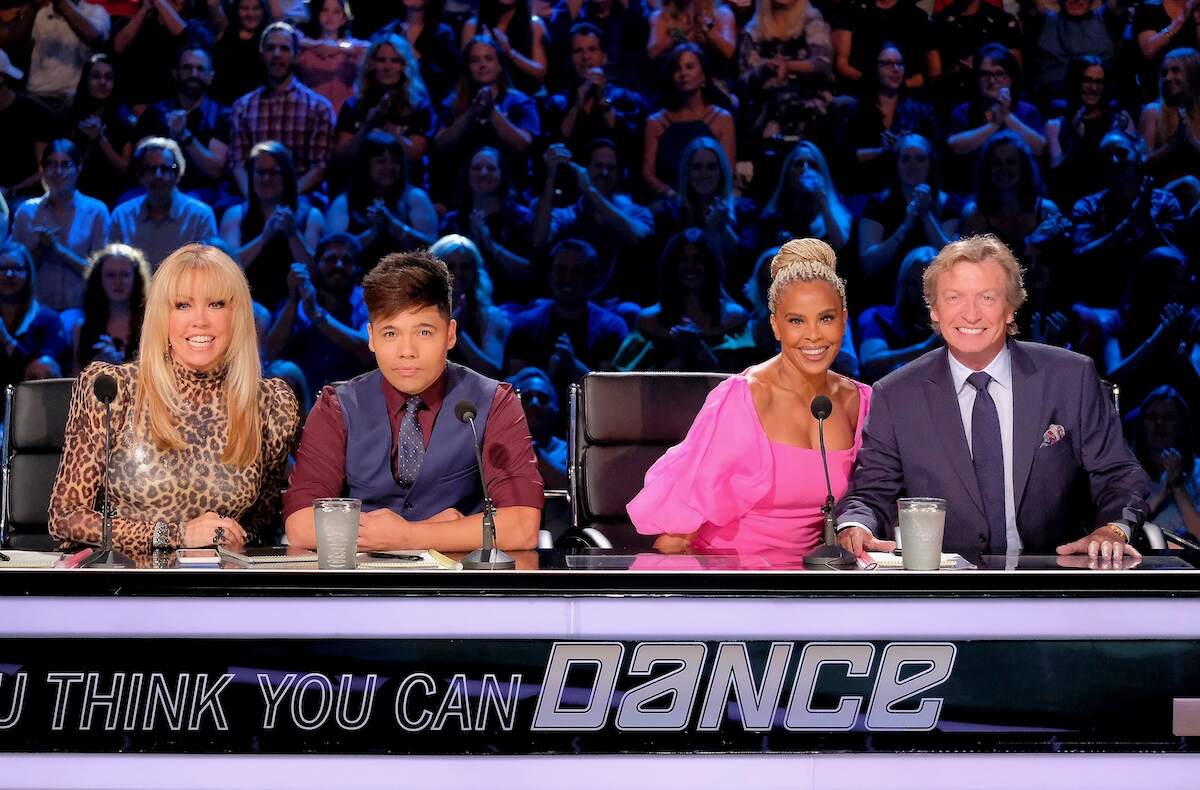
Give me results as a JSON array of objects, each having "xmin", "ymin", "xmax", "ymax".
[
  {"xmin": 82, "ymin": 397, "xmax": 133, "ymax": 568},
  {"xmin": 803, "ymin": 409, "xmax": 856, "ymax": 569},
  {"xmin": 460, "ymin": 413, "xmax": 515, "ymax": 571}
]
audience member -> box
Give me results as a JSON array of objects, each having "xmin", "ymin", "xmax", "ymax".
[
  {"xmin": 1139, "ymin": 47, "xmax": 1200, "ymax": 208},
  {"xmin": 1132, "ymin": 0, "xmax": 1200, "ymax": 102},
  {"xmin": 26, "ymin": 0, "xmax": 111, "ymax": 111},
  {"xmin": 857, "ymin": 245, "xmax": 940, "ymax": 382},
  {"xmin": 546, "ymin": 0, "xmax": 650, "ymax": 91},
  {"xmin": 266, "ymin": 231, "xmax": 373, "ymax": 397},
  {"xmin": 328, "ymin": 129, "xmax": 438, "ymax": 267},
  {"xmin": 643, "ymin": 43, "xmax": 735, "ymax": 198},
  {"xmin": 647, "ymin": 0, "xmax": 737, "ymax": 82},
  {"xmin": 296, "ymin": 0, "xmax": 368, "ymax": 115},
  {"xmin": 67, "ymin": 53, "xmax": 135, "ymax": 207},
  {"xmin": 0, "ymin": 242, "xmax": 68, "ymax": 396},
  {"xmin": 12, "ymin": 139, "xmax": 111, "ymax": 311},
  {"xmin": 1029, "ymin": 0, "xmax": 1122, "ymax": 102},
  {"xmin": 0, "ymin": 49, "xmax": 60, "ymax": 203},
  {"xmin": 113, "ymin": 0, "xmax": 215, "ymax": 106},
  {"xmin": 757, "ymin": 140, "xmax": 851, "ymax": 253},
  {"xmin": 432, "ymin": 233, "xmax": 511, "ymax": 378},
  {"xmin": 462, "ymin": 0, "xmax": 550, "ymax": 94},
  {"xmin": 63, "ymin": 243, "xmax": 150, "ymax": 373},
  {"xmin": 220, "ymin": 140, "xmax": 325, "ymax": 310},
  {"xmin": 212, "ymin": 0, "xmax": 274, "ymax": 103},
  {"xmin": 112, "ymin": 137, "xmax": 218, "ymax": 268},
  {"xmin": 1126, "ymin": 385, "xmax": 1200, "ymax": 543},
  {"xmin": 507, "ymin": 366, "xmax": 568, "ymax": 487},
  {"xmin": 932, "ymin": 0, "xmax": 1022, "ymax": 102},
  {"xmin": 230, "ymin": 21, "xmax": 336, "ymax": 196},
  {"xmin": 833, "ymin": 0, "xmax": 937, "ymax": 89},
  {"xmin": 377, "ymin": 0, "xmax": 460, "ymax": 105}
]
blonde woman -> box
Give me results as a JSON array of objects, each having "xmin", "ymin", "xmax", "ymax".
[
  {"xmin": 48, "ymin": 244, "xmax": 300, "ymax": 555},
  {"xmin": 628, "ymin": 238, "xmax": 870, "ymax": 554}
]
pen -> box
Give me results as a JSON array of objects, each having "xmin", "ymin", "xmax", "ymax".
[{"xmin": 61, "ymin": 548, "xmax": 94, "ymax": 569}]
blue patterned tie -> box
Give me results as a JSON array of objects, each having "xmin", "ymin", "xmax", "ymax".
[
  {"xmin": 397, "ymin": 395, "xmax": 424, "ymax": 488},
  {"xmin": 968, "ymin": 372, "xmax": 1007, "ymax": 554}
]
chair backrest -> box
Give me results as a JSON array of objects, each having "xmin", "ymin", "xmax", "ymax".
[
  {"xmin": 570, "ymin": 371, "xmax": 729, "ymax": 548},
  {"xmin": 3, "ymin": 379, "xmax": 74, "ymax": 549}
]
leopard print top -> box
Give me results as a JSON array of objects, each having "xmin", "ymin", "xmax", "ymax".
[{"xmin": 47, "ymin": 359, "xmax": 300, "ymax": 554}]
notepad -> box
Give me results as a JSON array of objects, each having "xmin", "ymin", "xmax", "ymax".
[
  {"xmin": 867, "ymin": 552, "xmax": 963, "ymax": 569},
  {"xmin": 217, "ymin": 546, "xmax": 318, "ymax": 565},
  {"xmin": 356, "ymin": 550, "xmax": 460, "ymax": 570},
  {"xmin": 0, "ymin": 551, "xmax": 62, "ymax": 568}
]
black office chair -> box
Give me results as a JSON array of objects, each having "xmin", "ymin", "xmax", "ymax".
[
  {"xmin": 2, "ymin": 379, "xmax": 74, "ymax": 550},
  {"xmin": 568, "ymin": 371, "xmax": 730, "ymax": 549}
]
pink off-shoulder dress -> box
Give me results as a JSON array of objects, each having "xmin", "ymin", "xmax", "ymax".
[{"xmin": 627, "ymin": 375, "xmax": 872, "ymax": 554}]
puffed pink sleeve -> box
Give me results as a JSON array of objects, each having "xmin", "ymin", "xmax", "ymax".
[{"xmin": 627, "ymin": 376, "xmax": 772, "ymax": 535}]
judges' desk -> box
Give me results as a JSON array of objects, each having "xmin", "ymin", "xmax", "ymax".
[{"xmin": 1, "ymin": 549, "xmax": 1199, "ymax": 789}]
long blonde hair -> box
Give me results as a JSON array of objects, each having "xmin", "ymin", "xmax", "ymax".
[
  {"xmin": 1159, "ymin": 49, "xmax": 1200, "ymax": 144},
  {"xmin": 746, "ymin": 0, "xmax": 811, "ymax": 42},
  {"xmin": 135, "ymin": 244, "xmax": 263, "ymax": 466}
]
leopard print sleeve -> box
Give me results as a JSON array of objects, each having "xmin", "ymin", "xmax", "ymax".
[
  {"xmin": 240, "ymin": 377, "xmax": 301, "ymax": 545},
  {"xmin": 47, "ymin": 362, "xmax": 155, "ymax": 553}
]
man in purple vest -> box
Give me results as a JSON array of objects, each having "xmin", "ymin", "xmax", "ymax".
[{"xmin": 284, "ymin": 251, "xmax": 544, "ymax": 552}]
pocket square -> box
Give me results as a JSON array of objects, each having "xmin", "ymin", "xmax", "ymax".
[{"xmin": 1040, "ymin": 424, "xmax": 1066, "ymax": 448}]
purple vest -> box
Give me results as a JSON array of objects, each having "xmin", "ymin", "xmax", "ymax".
[{"xmin": 336, "ymin": 364, "xmax": 498, "ymax": 521}]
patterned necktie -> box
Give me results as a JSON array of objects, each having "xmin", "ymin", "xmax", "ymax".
[
  {"xmin": 967, "ymin": 371, "xmax": 1007, "ymax": 555},
  {"xmin": 397, "ymin": 395, "xmax": 424, "ymax": 488}
]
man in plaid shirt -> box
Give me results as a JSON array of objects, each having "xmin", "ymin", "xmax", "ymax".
[{"xmin": 229, "ymin": 21, "xmax": 334, "ymax": 198}]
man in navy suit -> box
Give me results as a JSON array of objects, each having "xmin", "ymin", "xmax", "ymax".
[{"xmin": 836, "ymin": 235, "xmax": 1150, "ymax": 563}]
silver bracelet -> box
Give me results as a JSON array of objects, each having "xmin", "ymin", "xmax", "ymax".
[{"xmin": 152, "ymin": 519, "xmax": 172, "ymax": 550}]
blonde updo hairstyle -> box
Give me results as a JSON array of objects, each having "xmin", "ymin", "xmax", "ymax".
[{"xmin": 766, "ymin": 238, "xmax": 847, "ymax": 314}]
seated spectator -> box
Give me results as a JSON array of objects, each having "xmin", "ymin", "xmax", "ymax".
[
  {"xmin": 327, "ymin": 130, "xmax": 438, "ymax": 268},
  {"xmin": 546, "ymin": 0, "xmax": 650, "ymax": 91},
  {"xmin": 1102, "ymin": 246, "xmax": 1199, "ymax": 408},
  {"xmin": 733, "ymin": 244, "xmax": 860, "ymax": 375},
  {"xmin": 613, "ymin": 227, "xmax": 747, "ymax": 371},
  {"xmin": 112, "ymin": 137, "xmax": 219, "ymax": 268},
  {"xmin": 1072, "ymin": 131, "xmax": 1184, "ymax": 304},
  {"xmin": 12, "ymin": 139, "xmax": 110, "ymax": 312},
  {"xmin": 296, "ymin": 0, "xmax": 368, "ymax": 115},
  {"xmin": 947, "ymin": 44, "xmax": 1045, "ymax": 190},
  {"xmin": 736, "ymin": 0, "xmax": 832, "ymax": 150},
  {"xmin": 1132, "ymin": 0, "xmax": 1200, "ymax": 104},
  {"xmin": 833, "ymin": 0, "xmax": 938, "ymax": 90},
  {"xmin": 26, "ymin": 0, "xmax": 111, "ymax": 111},
  {"xmin": 756, "ymin": 140, "xmax": 851, "ymax": 253},
  {"xmin": 212, "ymin": 0, "xmax": 274, "ymax": 104},
  {"xmin": 230, "ymin": 22, "xmax": 336, "ymax": 197},
  {"xmin": 432, "ymin": 233, "xmax": 511, "ymax": 378},
  {"xmin": 462, "ymin": 0, "xmax": 550, "ymax": 95},
  {"xmin": 133, "ymin": 45, "xmax": 230, "ymax": 209},
  {"xmin": 1126, "ymin": 386, "xmax": 1200, "ymax": 543},
  {"xmin": 961, "ymin": 130, "xmax": 1061, "ymax": 269},
  {"xmin": 507, "ymin": 366, "xmax": 568, "ymax": 488},
  {"xmin": 0, "ymin": 242, "xmax": 67, "ymax": 398},
  {"xmin": 643, "ymin": 43, "xmax": 736, "ymax": 199},
  {"xmin": 62, "ymin": 243, "xmax": 150, "ymax": 374},
  {"xmin": 24, "ymin": 354, "xmax": 63, "ymax": 381},
  {"xmin": 1045, "ymin": 55, "xmax": 1136, "ymax": 210},
  {"xmin": 542, "ymin": 22, "xmax": 645, "ymax": 163},
  {"xmin": 932, "ymin": 0, "xmax": 1022, "ymax": 103},
  {"xmin": 67, "ymin": 53, "xmax": 135, "ymax": 207},
  {"xmin": 843, "ymin": 42, "xmax": 940, "ymax": 195},
  {"xmin": 1029, "ymin": 0, "xmax": 1122, "ymax": 102},
  {"xmin": 221, "ymin": 140, "xmax": 325, "ymax": 310},
  {"xmin": 0, "ymin": 49, "xmax": 61, "ymax": 204},
  {"xmin": 533, "ymin": 140, "xmax": 653, "ymax": 304},
  {"xmin": 333, "ymin": 34, "xmax": 433, "ymax": 175},
  {"xmin": 265, "ymin": 232, "xmax": 373, "ymax": 398},
  {"xmin": 504, "ymin": 238, "xmax": 629, "ymax": 389},
  {"xmin": 858, "ymin": 133, "xmax": 958, "ymax": 309},
  {"xmin": 651, "ymin": 136, "xmax": 751, "ymax": 285},
  {"xmin": 857, "ymin": 245, "xmax": 940, "ymax": 382},
  {"xmin": 1139, "ymin": 47, "xmax": 1200, "ymax": 211},
  {"xmin": 113, "ymin": 0, "xmax": 217, "ymax": 107},
  {"xmin": 647, "ymin": 0, "xmax": 737, "ymax": 85},
  {"xmin": 441, "ymin": 146, "xmax": 534, "ymax": 303},
  {"xmin": 376, "ymin": 0, "xmax": 460, "ymax": 105},
  {"xmin": 434, "ymin": 35, "xmax": 538, "ymax": 202}
]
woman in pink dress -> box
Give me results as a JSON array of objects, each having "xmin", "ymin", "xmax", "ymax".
[{"xmin": 627, "ymin": 237, "xmax": 871, "ymax": 555}]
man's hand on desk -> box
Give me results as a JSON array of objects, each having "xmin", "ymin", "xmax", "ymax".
[
  {"xmin": 1055, "ymin": 553, "xmax": 1142, "ymax": 571},
  {"xmin": 1055, "ymin": 525, "xmax": 1142, "ymax": 564},
  {"xmin": 356, "ymin": 507, "xmax": 465, "ymax": 550},
  {"xmin": 836, "ymin": 526, "xmax": 896, "ymax": 556}
]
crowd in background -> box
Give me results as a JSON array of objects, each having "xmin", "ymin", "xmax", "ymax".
[{"xmin": 0, "ymin": 0, "xmax": 1196, "ymax": 536}]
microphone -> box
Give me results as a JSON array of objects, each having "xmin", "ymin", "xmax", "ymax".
[
  {"xmin": 82, "ymin": 373, "xmax": 133, "ymax": 568},
  {"xmin": 455, "ymin": 399, "xmax": 515, "ymax": 570},
  {"xmin": 803, "ymin": 394, "xmax": 855, "ymax": 569}
]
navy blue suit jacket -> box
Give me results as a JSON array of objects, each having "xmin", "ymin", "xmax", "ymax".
[{"xmin": 836, "ymin": 341, "xmax": 1150, "ymax": 559}]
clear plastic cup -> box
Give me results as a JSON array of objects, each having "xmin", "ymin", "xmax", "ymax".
[
  {"xmin": 897, "ymin": 498, "xmax": 946, "ymax": 571},
  {"xmin": 313, "ymin": 498, "xmax": 361, "ymax": 570}
]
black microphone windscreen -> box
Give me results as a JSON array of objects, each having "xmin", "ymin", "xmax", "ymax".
[
  {"xmin": 93, "ymin": 374, "xmax": 118, "ymax": 405},
  {"xmin": 454, "ymin": 400, "xmax": 478, "ymax": 423},
  {"xmin": 811, "ymin": 395, "xmax": 833, "ymax": 421}
]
